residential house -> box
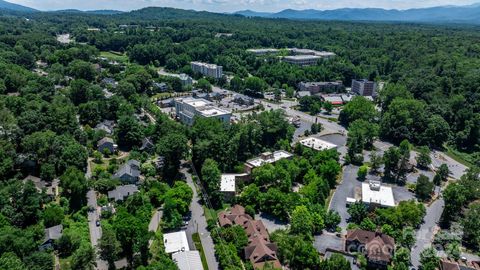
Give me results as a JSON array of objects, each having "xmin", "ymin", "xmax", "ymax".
[
  {"xmin": 440, "ymin": 259, "xmax": 480, "ymax": 270},
  {"xmin": 218, "ymin": 205, "xmax": 281, "ymax": 269},
  {"xmin": 108, "ymin": 185, "xmax": 139, "ymax": 202},
  {"xmin": 153, "ymin": 82, "xmax": 169, "ymax": 92},
  {"xmin": 94, "ymin": 120, "xmax": 115, "ymax": 135},
  {"xmin": 179, "ymin": 74, "xmax": 193, "ymax": 87},
  {"xmin": 113, "ymin": 160, "xmax": 141, "ymax": 184},
  {"xmin": 139, "ymin": 137, "xmax": 155, "ymax": 153},
  {"xmin": 39, "ymin": 225, "xmax": 63, "ymax": 250},
  {"xmin": 97, "ymin": 137, "xmax": 117, "ymax": 154},
  {"xmin": 345, "ymin": 229, "xmax": 395, "ymax": 269},
  {"xmin": 23, "ymin": 175, "xmax": 60, "ymax": 197},
  {"xmin": 101, "ymin": 77, "xmax": 118, "ymax": 88}
]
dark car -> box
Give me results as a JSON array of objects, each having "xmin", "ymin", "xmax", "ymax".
[{"xmin": 96, "ymin": 220, "xmax": 101, "ymax": 227}]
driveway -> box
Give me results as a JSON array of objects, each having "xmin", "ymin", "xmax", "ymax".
[
  {"xmin": 181, "ymin": 166, "xmax": 219, "ymax": 270},
  {"xmin": 410, "ymin": 198, "xmax": 445, "ymax": 268},
  {"xmin": 329, "ymin": 165, "xmax": 360, "ymax": 232},
  {"xmin": 255, "ymin": 212, "xmax": 288, "ymax": 233},
  {"xmin": 314, "ymin": 232, "xmax": 344, "ymax": 254}
]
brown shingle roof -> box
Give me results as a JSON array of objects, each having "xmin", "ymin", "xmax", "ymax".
[
  {"xmin": 218, "ymin": 205, "xmax": 282, "ymax": 270},
  {"xmin": 245, "ymin": 235, "xmax": 280, "ymax": 269},
  {"xmin": 346, "ymin": 229, "xmax": 395, "ymax": 263}
]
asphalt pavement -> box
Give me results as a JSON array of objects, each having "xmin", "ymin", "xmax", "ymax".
[
  {"xmin": 87, "ymin": 189, "xmax": 108, "ymax": 270},
  {"xmin": 181, "ymin": 166, "xmax": 219, "ymax": 270},
  {"xmin": 329, "ymin": 165, "xmax": 359, "ymax": 232}
]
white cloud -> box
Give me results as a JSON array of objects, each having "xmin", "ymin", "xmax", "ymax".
[{"xmin": 8, "ymin": 0, "xmax": 480, "ymax": 12}]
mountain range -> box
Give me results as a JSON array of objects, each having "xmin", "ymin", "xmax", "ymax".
[
  {"xmin": 234, "ymin": 4, "xmax": 480, "ymax": 23},
  {"xmin": 0, "ymin": 0, "xmax": 36, "ymax": 12},
  {"xmin": 1, "ymin": 0, "xmax": 480, "ymax": 24}
]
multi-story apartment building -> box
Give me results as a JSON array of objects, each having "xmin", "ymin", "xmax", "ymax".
[
  {"xmin": 174, "ymin": 97, "xmax": 231, "ymax": 126},
  {"xmin": 298, "ymin": 81, "xmax": 345, "ymax": 94},
  {"xmin": 190, "ymin": 61, "xmax": 223, "ymax": 79},
  {"xmin": 351, "ymin": 79, "xmax": 377, "ymax": 96}
]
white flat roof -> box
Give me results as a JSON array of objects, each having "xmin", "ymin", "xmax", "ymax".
[
  {"xmin": 163, "ymin": 231, "xmax": 190, "ymax": 254},
  {"xmin": 284, "ymin": 55, "xmax": 322, "ymax": 60},
  {"xmin": 220, "ymin": 174, "xmax": 236, "ymax": 192},
  {"xmin": 300, "ymin": 137, "xmax": 337, "ymax": 151},
  {"xmin": 246, "ymin": 150, "xmax": 293, "ymax": 168},
  {"xmin": 198, "ymin": 107, "xmax": 231, "ymax": 117},
  {"xmin": 182, "ymin": 98, "xmax": 211, "ymax": 108},
  {"xmin": 191, "ymin": 61, "xmax": 220, "ymax": 69},
  {"xmin": 361, "ymin": 181, "xmax": 395, "ymax": 207},
  {"xmin": 172, "ymin": 251, "xmax": 204, "ymax": 270}
]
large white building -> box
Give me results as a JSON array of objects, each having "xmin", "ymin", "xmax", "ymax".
[
  {"xmin": 299, "ymin": 137, "xmax": 337, "ymax": 151},
  {"xmin": 191, "ymin": 61, "xmax": 223, "ymax": 79},
  {"xmin": 361, "ymin": 181, "xmax": 395, "ymax": 208},
  {"xmin": 175, "ymin": 97, "xmax": 231, "ymax": 126},
  {"xmin": 244, "ymin": 151, "xmax": 293, "ymax": 173},
  {"xmin": 172, "ymin": 251, "xmax": 204, "ymax": 270},
  {"xmin": 163, "ymin": 231, "xmax": 190, "ymax": 254}
]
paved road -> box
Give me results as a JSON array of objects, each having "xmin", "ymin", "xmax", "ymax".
[
  {"xmin": 410, "ymin": 198, "xmax": 445, "ymax": 268},
  {"xmin": 87, "ymin": 189, "xmax": 108, "ymax": 270},
  {"xmin": 181, "ymin": 166, "xmax": 219, "ymax": 270}
]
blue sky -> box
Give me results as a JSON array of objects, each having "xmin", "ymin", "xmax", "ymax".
[{"xmin": 8, "ymin": 0, "xmax": 479, "ymax": 12}]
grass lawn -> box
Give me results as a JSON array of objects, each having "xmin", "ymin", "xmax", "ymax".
[
  {"xmin": 100, "ymin": 51, "xmax": 128, "ymax": 62},
  {"xmin": 192, "ymin": 233, "xmax": 209, "ymax": 270},
  {"xmin": 203, "ymin": 206, "xmax": 217, "ymax": 222},
  {"xmin": 444, "ymin": 145, "xmax": 474, "ymax": 168}
]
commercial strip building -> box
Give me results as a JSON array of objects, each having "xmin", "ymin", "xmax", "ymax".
[
  {"xmin": 351, "ymin": 79, "xmax": 377, "ymax": 97},
  {"xmin": 282, "ymin": 55, "xmax": 323, "ymax": 66},
  {"xmin": 220, "ymin": 173, "xmax": 250, "ymax": 200},
  {"xmin": 299, "ymin": 137, "xmax": 338, "ymax": 151},
  {"xmin": 191, "ymin": 61, "xmax": 223, "ymax": 79},
  {"xmin": 174, "ymin": 97, "xmax": 231, "ymax": 126},
  {"xmin": 247, "ymin": 47, "xmax": 336, "ymax": 59},
  {"xmin": 172, "ymin": 251, "xmax": 204, "ymax": 270},
  {"xmin": 244, "ymin": 150, "xmax": 293, "ymax": 173},
  {"xmin": 361, "ymin": 181, "xmax": 395, "ymax": 208},
  {"xmin": 163, "ymin": 231, "xmax": 190, "ymax": 254},
  {"xmin": 163, "ymin": 231, "xmax": 204, "ymax": 270},
  {"xmin": 218, "ymin": 205, "xmax": 282, "ymax": 269},
  {"xmin": 246, "ymin": 48, "xmax": 281, "ymax": 55},
  {"xmin": 298, "ymin": 81, "xmax": 345, "ymax": 94}
]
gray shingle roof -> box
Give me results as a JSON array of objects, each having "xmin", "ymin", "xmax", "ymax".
[
  {"xmin": 113, "ymin": 160, "xmax": 141, "ymax": 179},
  {"xmin": 44, "ymin": 224, "xmax": 63, "ymax": 242},
  {"xmin": 108, "ymin": 185, "xmax": 139, "ymax": 201}
]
